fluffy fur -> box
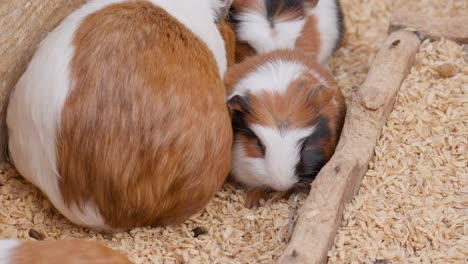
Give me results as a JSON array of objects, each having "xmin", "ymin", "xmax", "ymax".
[
  {"xmin": 230, "ymin": 0, "xmax": 344, "ymax": 64},
  {"xmin": 7, "ymin": 0, "xmax": 232, "ymax": 231},
  {"xmin": 225, "ymin": 50, "xmax": 346, "ymax": 206}
]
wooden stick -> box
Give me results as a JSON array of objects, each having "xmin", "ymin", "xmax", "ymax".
[
  {"xmin": 278, "ymin": 30, "xmax": 421, "ymax": 264},
  {"xmin": 389, "ymin": 12, "xmax": 468, "ymax": 44}
]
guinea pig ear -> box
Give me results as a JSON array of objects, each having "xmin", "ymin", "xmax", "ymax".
[{"xmin": 227, "ymin": 94, "xmax": 250, "ymax": 114}]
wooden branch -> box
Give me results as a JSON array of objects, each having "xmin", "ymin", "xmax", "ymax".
[
  {"xmin": 278, "ymin": 30, "xmax": 422, "ymax": 264},
  {"xmin": 389, "ymin": 12, "xmax": 468, "ymax": 44}
]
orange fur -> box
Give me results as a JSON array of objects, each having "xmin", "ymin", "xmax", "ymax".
[
  {"xmin": 58, "ymin": 1, "xmax": 232, "ymax": 229},
  {"xmin": 295, "ymin": 15, "xmax": 321, "ymax": 59},
  {"xmin": 234, "ymin": 41, "xmax": 257, "ymax": 63},
  {"xmin": 9, "ymin": 240, "xmax": 131, "ymax": 264},
  {"xmin": 236, "ymin": 134, "xmax": 264, "ymax": 158},
  {"xmin": 218, "ymin": 20, "xmax": 236, "ymax": 67}
]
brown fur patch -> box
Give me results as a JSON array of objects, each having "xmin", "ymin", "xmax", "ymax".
[
  {"xmin": 236, "ymin": 134, "xmax": 264, "ymax": 158},
  {"xmin": 295, "ymin": 15, "xmax": 321, "ymax": 59},
  {"xmin": 234, "ymin": 41, "xmax": 257, "ymax": 63},
  {"xmin": 58, "ymin": 1, "xmax": 232, "ymax": 229},
  {"xmin": 10, "ymin": 240, "xmax": 131, "ymax": 264},
  {"xmin": 218, "ymin": 20, "xmax": 236, "ymax": 67}
]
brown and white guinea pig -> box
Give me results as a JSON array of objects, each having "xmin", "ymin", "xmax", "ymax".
[
  {"xmin": 6, "ymin": 0, "xmax": 234, "ymax": 232},
  {"xmin": 225, "ymin": 49, "xmax": 346, "ymax": 208},
  {"xmin": 0, "ymin": 239, "xmax": 132, "ymax": 264},
  {"xmin": 229, "ymin": 0, "xmax": 344, "ymax": 64}
]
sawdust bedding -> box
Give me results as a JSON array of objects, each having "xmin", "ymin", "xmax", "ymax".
[{"xmin": 0, "ymin": 0, "xmax": 467, "ymax": 263}]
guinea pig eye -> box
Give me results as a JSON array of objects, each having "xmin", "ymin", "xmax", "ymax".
[{"xmin": 255, "ymin": 137, "xmax": 266, "ymax": 156}]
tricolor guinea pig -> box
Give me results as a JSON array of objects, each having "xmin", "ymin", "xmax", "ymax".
[
  {"xmin": 230, "ymin": 0, "xmax": 344, "ymax": 64},
  {"xmin": 7, "ymin": 0, "xmax": 233, "ymax": 232},
  {"xmin": 0, "ymin": 239, "xmax": 131, "ymax": 264},
  {"xmin": 225, "ymin": 49, "xmax": 346, "ymax": 208}
]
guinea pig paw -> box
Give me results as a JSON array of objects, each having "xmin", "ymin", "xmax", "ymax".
[{"xmin": 245, "ymin": 189, "xmax": 269, "ymax": 209}]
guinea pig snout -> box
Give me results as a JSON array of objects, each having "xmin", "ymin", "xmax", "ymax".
[{"xmin": 265, "ymin": 170, "xmax": 297, "ymax": 191}]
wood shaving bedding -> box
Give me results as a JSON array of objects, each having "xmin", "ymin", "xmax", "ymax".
[{"xmin": 0, "ymin": 0, "xmax": 466, "ymax": 263}]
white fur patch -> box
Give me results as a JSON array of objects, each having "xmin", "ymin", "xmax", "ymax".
[
  {"xmin": 235, "ymin": 0, "xmax": 306, "ymax": 54},
  {"xmin": 228, "ymin": 59, "xmax": 329, "ymax": 99},
  {"xmin": 231, "ymin": 126, "xmax": 316, "ymax": 191},
  {"xmin": 229, "ymin": 60, "xmax": 307, "ymax": 98},
  {"xmin": 307, "ymin": 0, "xmax": 341, "ymax": 64},
  {"xmin": 235, "ymin": 10, "xmax": 306, "ymax": 54},
  {"xmin": 0, "ymin": 240, "xmax": 20, "ymax": 264}
]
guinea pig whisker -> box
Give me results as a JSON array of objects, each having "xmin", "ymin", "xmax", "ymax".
[
  {"xmin": 245, "ymin": 184, "xmax": 264, "ymax": 192},
  {"xmin": 298, "ymin": 177, "xmax": 315, "ymax": 183},
  {"xmin": 295, "ymin": 172, "xmax": 321, "ymax": 178},
  {"xmin": 292, "ymin": 182, "xmax": 312, "ymax": 194}
]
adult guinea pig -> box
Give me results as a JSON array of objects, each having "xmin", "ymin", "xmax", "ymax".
[
  {"xmin": 230, "ymin": 0, "xmax": 344, "ymax": 64},
  {"xmin": 7, "ymin": 0, "xmax": 233, "ymax": 232},
  {"xmin": 0, "ymin": 239, "xmax": 131, "ymax": 264},
  {"xmin": 225, "ymin": 49, "xmax": 346, "ymax": 208}
]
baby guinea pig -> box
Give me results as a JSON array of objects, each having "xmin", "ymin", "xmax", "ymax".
[
  {"xmin": 0, "ymin": 239, "xmax": 131, "ymax": 264},
  {"xmin": 230, "ymin": 0, "xmax": 344, "ymax": 64},
  {"xmin": 225, "ymin": 49, "xmax": 346, "ymax": 208},
  {"xmin": 7, "ymin": 0, "xmax": 233, "ymax": 232}
]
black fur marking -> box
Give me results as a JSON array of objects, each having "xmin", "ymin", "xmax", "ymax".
[
  {"xmin": 295, "ymin": 116, "xmax": 331, "ymax": 181},
  {"xmin": 231, "ymin": 110, "xmax": 256, "ymax": 138},
  {"xmin": 229, "ymin": 95, "xmax": 266, "ymax": 155},
  {"xmin": 228, "ymin": 95, "xmax": 251, "ymax": 113}
]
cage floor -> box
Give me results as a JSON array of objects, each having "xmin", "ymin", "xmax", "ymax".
[{"xmin": 1, "ymin": 0, "xmax": 467, "ymax": 263}]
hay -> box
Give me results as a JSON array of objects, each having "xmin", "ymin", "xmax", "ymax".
[{"xmin": 0, "ymin": 0, "xmax": 467, "ymax": 263}]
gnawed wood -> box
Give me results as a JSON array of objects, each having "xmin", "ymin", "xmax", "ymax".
[
  {"xmin": 278, "ymin": 30, "xmax": 421, "ymax": 264},
  {"xmin": 389, "ymin": 12, "xmax": 468, "ymax": 44}
]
